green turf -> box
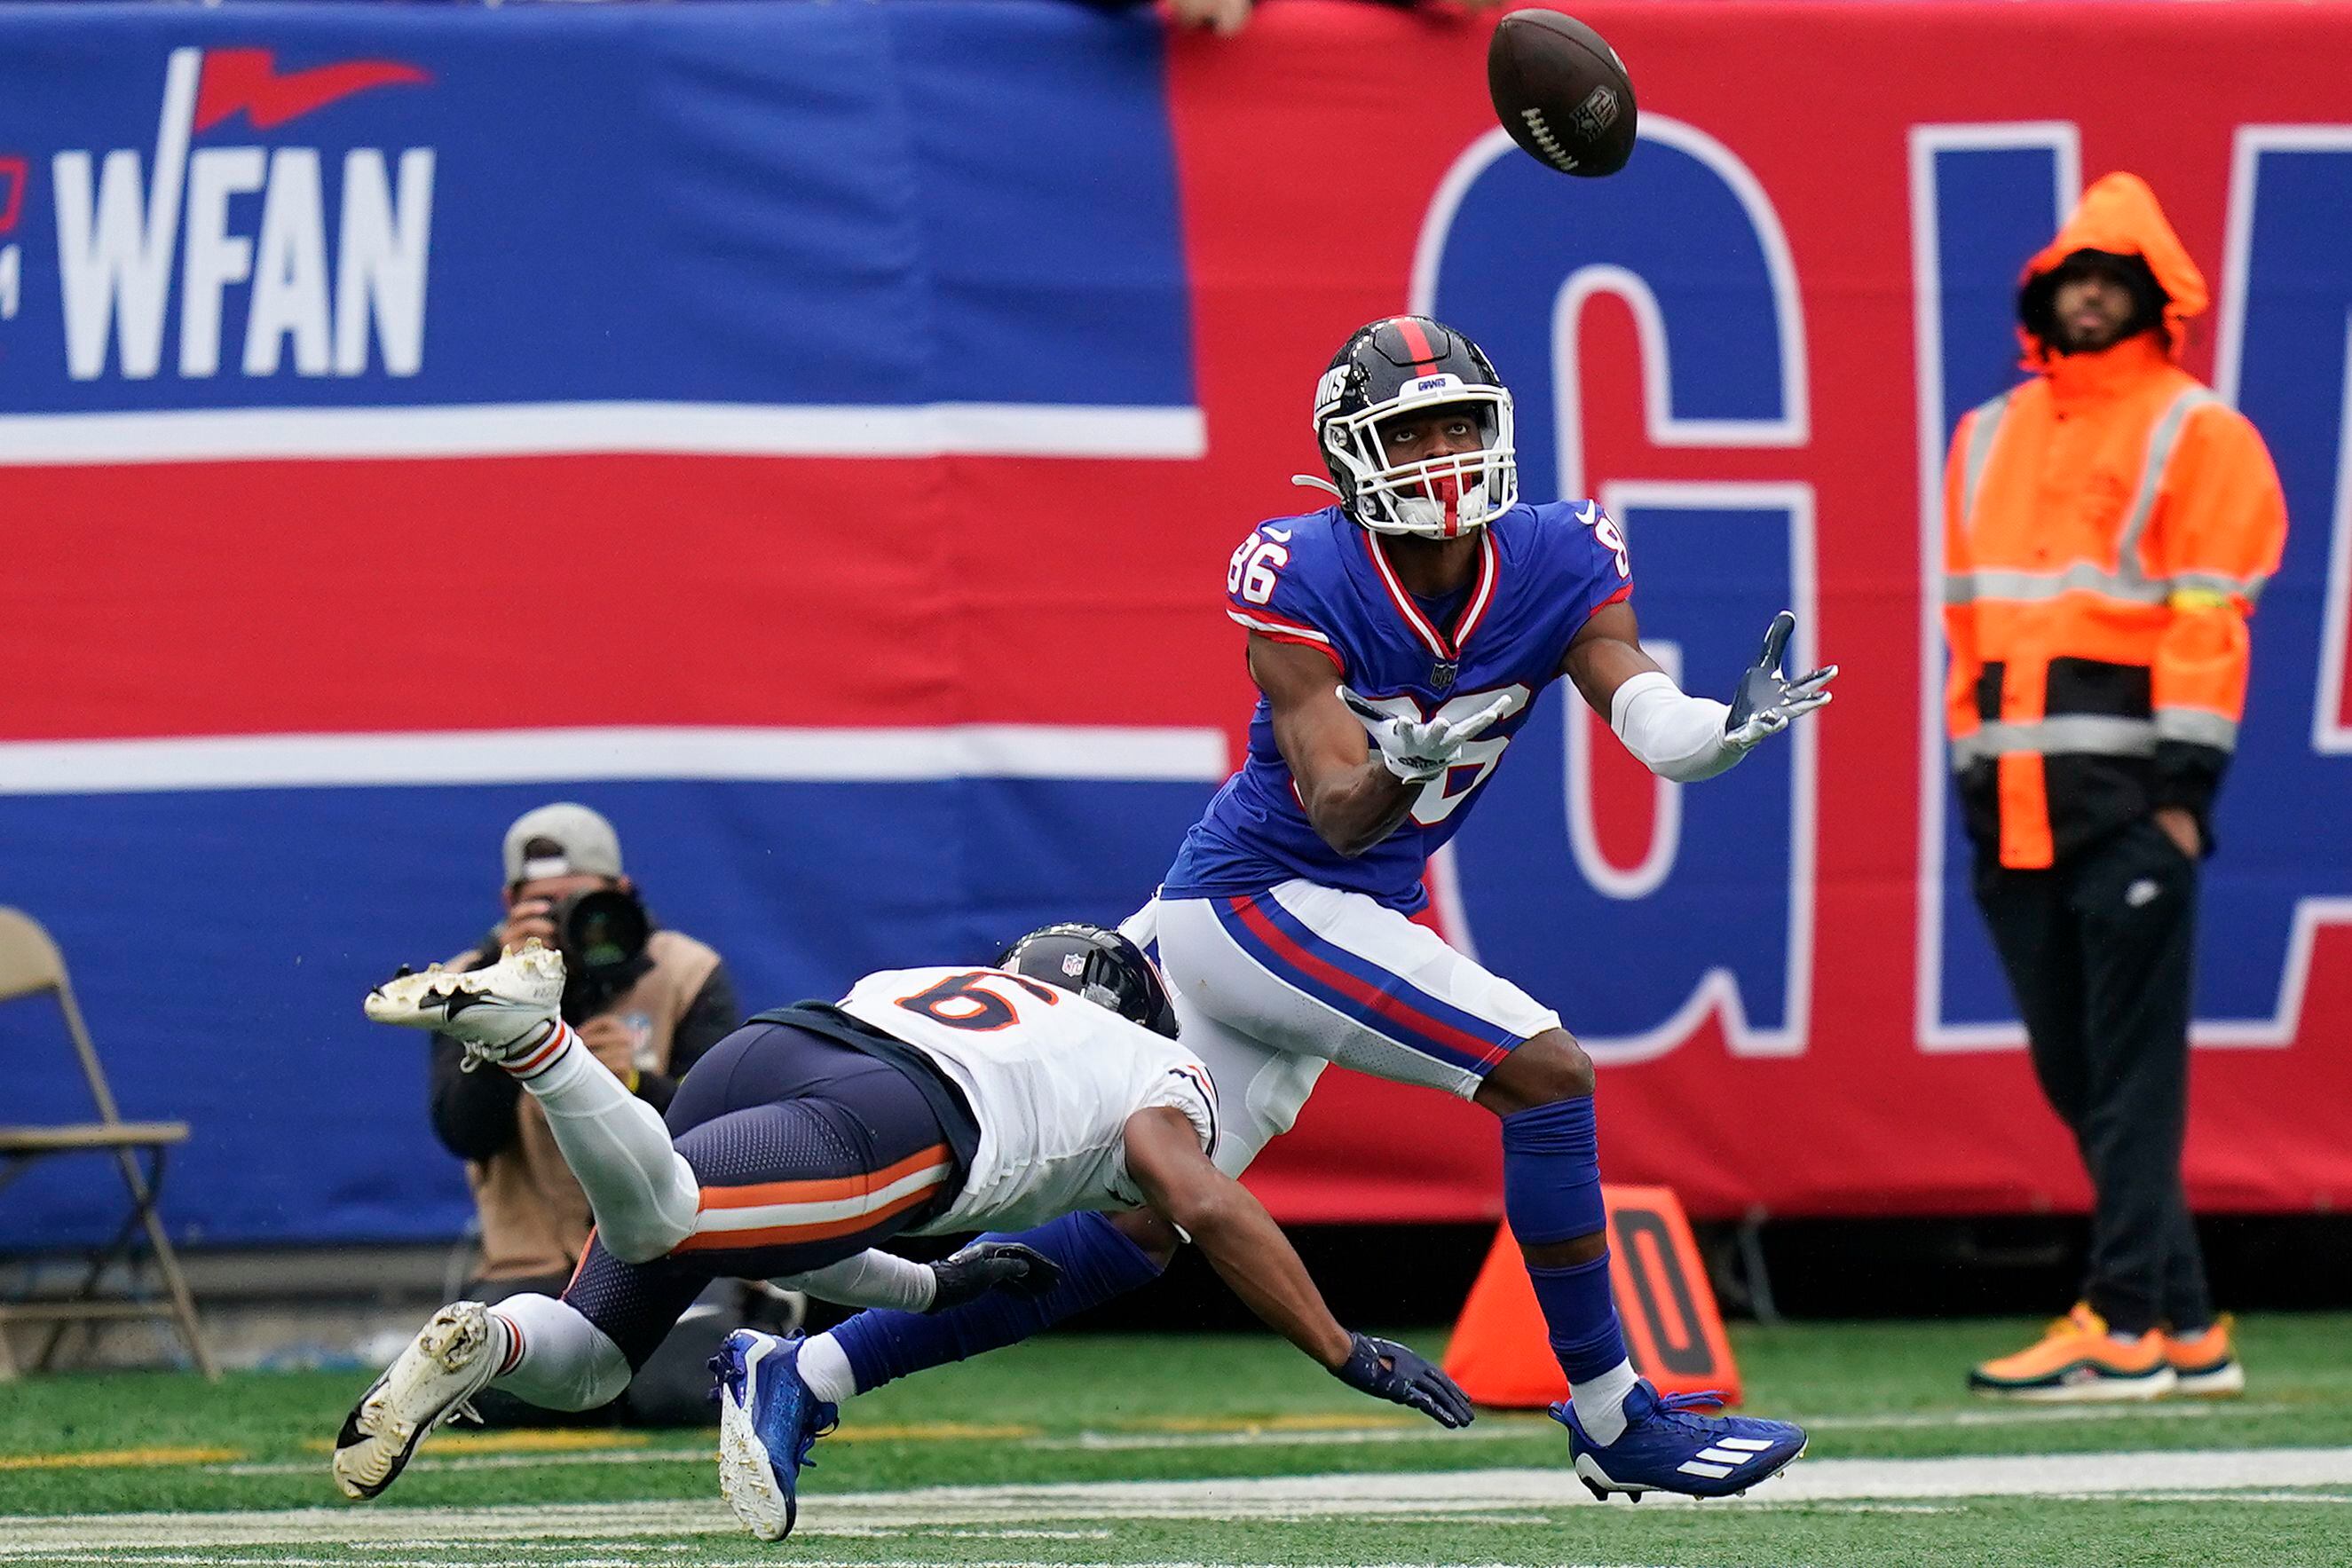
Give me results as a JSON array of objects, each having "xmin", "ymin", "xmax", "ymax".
[{"xmin": 1, "ymin": 1314, "xmax": 2346, "ymax": 1565}]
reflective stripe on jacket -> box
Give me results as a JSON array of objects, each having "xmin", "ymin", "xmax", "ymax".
[{"xmin": 1941, "ymin": 173, "xmax": 2287, "ymax": 870}]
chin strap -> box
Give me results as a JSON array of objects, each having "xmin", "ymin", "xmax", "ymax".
[{"xmin": 1290, "ymin": 474, "xmax": 1343, "ymax": 498}]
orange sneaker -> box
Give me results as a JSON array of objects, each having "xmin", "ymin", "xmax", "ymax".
[
  {"xmin": 1968, "ymin": 1304, "xmax": 2177, "ymax": 1401},
  {"xmin": 2165, "ymin": 1313, "xmax": 2245, "ymax": 1397}
]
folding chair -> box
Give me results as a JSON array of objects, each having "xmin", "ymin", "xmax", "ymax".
[{"xmin": 0, "ymin": 907, "xmax": 217, "ymax": 1379}]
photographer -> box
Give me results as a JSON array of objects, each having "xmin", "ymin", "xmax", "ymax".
[{"xmin": 427, "ymin": 802, "xmax": 744, "ymax": 1424}]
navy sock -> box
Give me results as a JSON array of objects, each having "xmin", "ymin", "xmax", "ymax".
[
  {"xmin": 1527, "ymin": 1253, "xmax": 1629, "ymax": 1381},
  {"xmin": 832, "ymin": 1210, "xmax": 1164, "ymax": 1394},
  {"xmin": 1501, "ymin": 1098, "xmax": 1627, "ymax": 1382}
]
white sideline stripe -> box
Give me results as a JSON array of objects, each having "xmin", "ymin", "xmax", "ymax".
[
  {"xmin": 693, "ymin": 1160, "xmax": 951, "ymax": 1236},
  {"xmin": 1010, "ymin": 1399, "xmax": 2284, "ymax": 1452},
  {"xmin": 0, "ymin": 402, "xmax": 1209, "ymax": 466},
  {"xmin": 12, "ymin": 1448, "xmax": 2352, "ymax": 1551},
  {"xmin": 1803, "ymin": 1399, "xmax": 2292, "ymax": 1431},
  {"xmin": 1032, "ymin": 1425, "xmax": 1526, "ymax": 1454},
  {"xmin": 0, "ymin": 726, "xmax": 1232, "ymax": 797}
]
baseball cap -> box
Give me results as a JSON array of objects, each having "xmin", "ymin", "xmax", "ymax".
[{"xmin": 502, "ymin": 802, "xmax": 624, "ymax": 886}]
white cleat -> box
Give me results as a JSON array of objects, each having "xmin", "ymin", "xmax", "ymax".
[
  {"xmin": 333, "ymin": 1302, "xmax": 502, "ymax": 1501},
  {"xmin": 364, "ymin": 941, "xmax": 565, "ymax": 1068}
]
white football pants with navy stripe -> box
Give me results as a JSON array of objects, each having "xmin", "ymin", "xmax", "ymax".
[{"xmin": 1155, "ymin": 880, "xmax": 1562, "ymax": 1178}]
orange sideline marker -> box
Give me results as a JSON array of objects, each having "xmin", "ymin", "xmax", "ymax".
[{"xmin": 1440, "ymin": 1185, "xmax": 1742, "ymax": 1408}]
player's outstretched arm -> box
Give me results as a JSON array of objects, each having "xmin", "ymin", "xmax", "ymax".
[
  {"xmin": 1562, "ymin": 602, "xmax": 1836, "ymax": 783},
  {"xmin": 1249, "ymin": 634, "xmax": 1419, "ymax": 856},
  {"xmin": 772, "ymin": 1241, "xmax": 1061, "ymax": 1313},
  {"xmin": 1122, "ymin": 1107, "xmax": 1473, "ymax": 1428}
]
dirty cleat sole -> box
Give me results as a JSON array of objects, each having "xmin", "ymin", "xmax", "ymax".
[
  {"xmin": 717, "ymin": 1372, "xmax": 791, "ymax": 1541},
  {"xmin": 363, "ymin": 942, "xmax": 565, "ymax": 1065},
  {"xmin": 713, "ymin": 1330, "xmax": 834, "ymax": 1542},
  {"xmin": 333, "ymin": 1303, "xmax": 501, "ymax": 1501}
]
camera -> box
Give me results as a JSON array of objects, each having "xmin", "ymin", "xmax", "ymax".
[{"xmin": 548, "ymin": 886, "xmax": 650, "ymax": 977}]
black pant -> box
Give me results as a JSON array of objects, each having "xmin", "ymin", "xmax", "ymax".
[
  {"xmin": 1973, "ymin": 816, "xmax": 2214, "ymax": 1336},
  {"xmin": 558, "ymin": 1020, "xmax": 966, "ymax": 1373},
  {"xmin": 465, "ymin": 1272, "xmax": 736, "ymax": 1428}
]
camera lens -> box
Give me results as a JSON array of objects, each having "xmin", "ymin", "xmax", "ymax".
[{"xmin": 550, "ymin": 887, "xmax": 650, "ymax": 974}]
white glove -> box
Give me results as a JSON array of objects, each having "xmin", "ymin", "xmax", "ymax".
[
  {"xmin": 1611, "ymin": 611, "xmax": 1837, "ymax": 784},
  {"xmin": 1338, "ymin": 685, "xmax": 1514, "ymax": 783},
  {"xmin": 1722, "ymin": 611, "xmax": 1837, "ymax": 753}
]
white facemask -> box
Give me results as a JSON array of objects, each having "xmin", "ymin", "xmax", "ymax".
[{"xmin": 1320, "ymin": 382, "xmax": 1519, "ymax": 539}]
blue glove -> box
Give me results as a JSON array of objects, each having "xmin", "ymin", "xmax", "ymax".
[
  {"xmin": 927, "ymin": 1241, "xmax": 1063, "ymax": 1312},
  {"xmin": 1333, "ymin": 1332, "xmax": 1475, "ymax": 1429}
]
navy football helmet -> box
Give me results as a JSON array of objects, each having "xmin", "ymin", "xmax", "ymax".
[
  {"xmin": 1314, "ymin": 316, "xmax": 1518, "ymax": 539},
  {"xmin": 996, "ymin": 922, "xmax": 1180, "ymax": 1040}
]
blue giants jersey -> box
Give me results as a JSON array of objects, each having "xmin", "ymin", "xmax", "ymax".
[{"xmin": 1162, "ymin": 500, "xmax": 1633, "ymax": 912}]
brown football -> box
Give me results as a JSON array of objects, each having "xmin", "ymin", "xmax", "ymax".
[{"xmin": 1488, "ymin": 11, "xmax": 1638, "ymax": 178}]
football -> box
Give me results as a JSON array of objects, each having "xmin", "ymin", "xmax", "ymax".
[{"xmin": 1487, "ymin": 10, "xmax": 1638, "ymax": 177}]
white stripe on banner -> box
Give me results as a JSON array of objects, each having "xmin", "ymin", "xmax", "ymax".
[
  {"xmin": 0, "ymin": 726, "xmax": 1231, "ymax": 796},
  {"xmin": 0, "ymin": 401, "xmax": 1208, "ymax": 466}
]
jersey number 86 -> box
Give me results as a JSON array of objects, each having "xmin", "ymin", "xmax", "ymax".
[{"xmin": 1227, "ymin": 533, "xmax": 1289, "ymax": 605}]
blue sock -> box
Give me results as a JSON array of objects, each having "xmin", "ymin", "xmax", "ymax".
[
  {"xmin": 1501, "ymin": 1098, "xmax": 1628, "ymax": 1382},
  {"xmin": 831, "ymin": 1210, "xmax": 1164, "ymax": 1394},
  {"xmin": 1527, "ymin": 1254, "xmax": 1629, "ymax": 1381}
]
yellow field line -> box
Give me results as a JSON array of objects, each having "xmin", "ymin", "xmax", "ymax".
[
  {"xmin": 833, "ymin": 1421, "xmax": 1041, "ymax": 1443},
  {"xmin": 1127, "ymin": 1412, "xmax": 1419, "ymax": 1434},
  {"xmin": 0, "ymin": 1445, "xmax": 244, "ymax": 1470}
]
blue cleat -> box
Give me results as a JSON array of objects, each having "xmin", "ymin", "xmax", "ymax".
[
  {"xmin": 711, "ymin": 1328, "xmax": 837, "ymax": 1540},
  {"xmin": 1550, "ymin": 1381, "xmax": 1806, "ymax": 1501}
]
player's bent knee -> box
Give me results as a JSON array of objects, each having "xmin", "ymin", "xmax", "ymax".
[
  {"xmin": 602, "ymin": 1215, "xmax": 697, "ymax": 1267},
  {"xmin": 520, "ymin": 1336, "xmax": 633, "ymax": 1412},
  {"xmin": 1544, "ymin": 1032, "xmax": 1598, "ymax": 1099},
  {"xmin": 490, "ymin": 1295, "xmax": 635, "ymax": 1412},
  {"xmin": 1518, "ymin": 1030, "xmax": 1595, "ymax": 1100},
  {"xmin": 1480, "ymin": 1029, "xmax": 1596, "ymax": 1113},
  {"xmin": 601, "ymin": 1235, "xmax": 665, "ymax": 1267},
  {"xmin": 579, "ymin": 1342, "xmax": 635, "ymax": 1409},
  {"xmin": 595, "ymin": 1150, "xmax": 706, "ymax": 1264}
]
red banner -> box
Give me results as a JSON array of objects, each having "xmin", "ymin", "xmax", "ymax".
[{"xmin": 1164, "ymin": 1, "xmax": 2352, "ymax": 1221}]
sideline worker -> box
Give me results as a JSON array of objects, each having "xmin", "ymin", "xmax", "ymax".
[
  {"xmin": 1944, "ymin": 173, "xmax": 2285, "ymax": 1400},
  {"xmin": 428, "ymin": 802, "xmax": 743, "ymax": 1423}
]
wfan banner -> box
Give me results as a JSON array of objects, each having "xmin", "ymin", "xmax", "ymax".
[{"xmin": 1, "ymin": 0, "xmax": 2347, "ymax": 1245}]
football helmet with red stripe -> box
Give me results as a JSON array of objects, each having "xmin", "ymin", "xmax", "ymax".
[{"xmin": 1313, "ymin": 316, "xmax": 1518, "ymax": 539}]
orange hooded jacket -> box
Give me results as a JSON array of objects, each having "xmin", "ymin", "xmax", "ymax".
[{"xmin": 1942, "ymin": 173, "xmax": 2287, "ymax": 870}]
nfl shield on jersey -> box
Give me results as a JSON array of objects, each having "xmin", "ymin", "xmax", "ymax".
[{"xmin": 1164, "ymin": 500, "xmax": 1633, "ymax": 913}]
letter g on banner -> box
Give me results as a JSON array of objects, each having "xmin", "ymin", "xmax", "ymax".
[{"xmin": 1409, "ymin": 120, "xmax": 1814, "ymax": 1065}]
